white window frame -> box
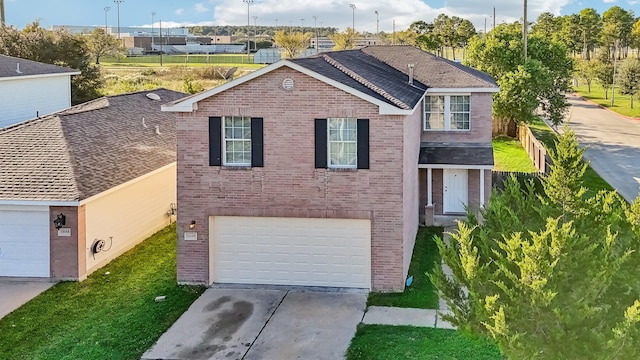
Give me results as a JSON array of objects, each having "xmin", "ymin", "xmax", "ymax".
[
  {"xmin": 423, "ymin": 94, "xmax": 471, "ymax": 131},
  {"xmin": 222, "ymin": 116, "xmax": 251, "ymax": 167},
  {"xmin": 327, "ymin": 117, "xmax": 358, "ymax": 169}
]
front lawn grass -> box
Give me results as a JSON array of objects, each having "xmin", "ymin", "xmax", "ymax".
[
  {"xmin": 528, "ymin": 118, "xmax": 614, "ymax": 198},
  {"xmin": 573, "ymin": 84, "xmax": 640, "ymax": 118},
  {"xmin": 492, "ymin": 136, "xmax": 537, "ymax": 172},
  {"xmin": 346, "ymin": 325, "xmax": 503, "ymax": 360},
  {"xmin": 0, "ymin": 225, "xmax": 206, "ymax": 360},
  {"xmin": 367, "ymin": 226, "xmax": 441, "ymax": 309}
]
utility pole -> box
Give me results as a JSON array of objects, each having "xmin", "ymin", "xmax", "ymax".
[
  {"xmin": 243, "ymin": 0, "xmax": 253, "ymax": 61},
  {"xmin": 159, "ymin": 19, "xmax": 163, "ymax": 66},
  {"xmin": 493, "ymin": 6, "xmax": 496, "ymax": 29},
  {"xmin": 0, "ymin": 0, "xmax": 5, "ymax": 26},
  {"xmin": 523, "ymin": 0, "xmax": 528, "ymax": 60},
  {"xmin": 114, "ymin": 0, "xmax": 124, "ymax": 39},
  {"xmin": 612, "ymin": 39, "xmax": 619, "ymax": 106},
  {"xmin": 253, "ymin": 16, "xmax": 257, "ymax": 51}
]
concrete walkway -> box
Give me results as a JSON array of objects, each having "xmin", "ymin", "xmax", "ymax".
[
  {"xmin": 361, "ymin": 226, "xmax": 459, "ymax": 330},
  {"xmin": 0, "ymin": 280, "xmax": 54, "ymax": 319}
]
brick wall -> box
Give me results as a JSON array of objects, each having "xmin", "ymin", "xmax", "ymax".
[
  {"xmin": 421, "ymin": 92, "xmax": 493, "ymax": 143},
  {"xmin": 49, "ymin": 206, "xmax": 84, "ymax": 280},
  {"xmin": 176, "ymin": 67, "xmax": 410, "ymax": 291}
]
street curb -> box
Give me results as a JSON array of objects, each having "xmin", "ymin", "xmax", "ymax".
[{"xmin": 572, "ymin": 92, "xmax": 640, "ymax": 121}]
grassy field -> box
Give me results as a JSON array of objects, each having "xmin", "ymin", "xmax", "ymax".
[
  {"xmin": 0, "ymin": 225, "xmax": 205, "ymax": 360},
  {"xmin": 367, "ymin": 226, "xmax": 442, "ymax": 309},
  {"xmin": 528, "ymin": 118, "xmax": 614, "ymax": 197},
  {"xmin": 573, "ymin": 84, "xmax": 640, "ymax": 118},
  {"xmin": 346, "ymin": 325, "xmax": 502, "ymax": 360},
  {"xmin": 492, "ymin": 136, "xmax": 537, "ymax": 172}
]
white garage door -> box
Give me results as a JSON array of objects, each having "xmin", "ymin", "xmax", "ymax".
[
  {"xmin": 210, "ymin": 216, "xmax": 371, "ymax": 289},
  {"xmin": 0, "ymin": 206, "xmax": 50, "ymax": 277}
]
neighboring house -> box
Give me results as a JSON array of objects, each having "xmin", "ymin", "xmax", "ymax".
[
  {"xmin": 0, "ymin": 89, "xmax": 185, "ymax": 280},
  {"xmin": 163, "ymin": 45, "xmax": 499, "ymax": 291},
  {"xmin": 0, "ymin": 54, "xmax": 80, "ymax": 128}
]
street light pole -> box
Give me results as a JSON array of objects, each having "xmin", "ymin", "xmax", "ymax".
[
  {"xmin": 114, "ymin": 0, "xmax": 123, "ymax": 39},
  {"xmin": 151, "ymin": 12, "xmax": 156, "ymax": 51},
  {"xmin": 313, "ymin": 16, "xmax": 318, "ymax": 53},
  {"xmin": 523, "ymin": 0, "xmax": 528, "ymax": 60},
  {"xmin": 349, "ymin": 4, "xmax": 356, "ymax": 31},
  {"xmin": 104, "ymin": 7, "xmax": 110, "ymax": 32},
  {"xmin": 374, "ymin": 11, "xmax": 379, "ymax": 39},
  {"xmin": 243, "ymin": 0, "xmax": 253, "ymax": 61},
  {"xmin": 253, "ymin": 16, "xmax": 257, "ymax": 51}
]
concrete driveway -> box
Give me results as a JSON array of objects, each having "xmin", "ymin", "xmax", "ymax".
[
  {"xmin": 0, "ymin": 280, "xmax": 54, "ymax": 319},
  {"xmin": 566, "ymin": 94, "xmax": 640, "ymax": 202},
  {"xmin": 142, "ymin": 287, "xmax": 367, "ymax": 360}
]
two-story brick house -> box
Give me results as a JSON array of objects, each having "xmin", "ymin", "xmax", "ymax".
[{"xmin": 163, "ymin": 46, "xmax": 498, "ymax": 291}]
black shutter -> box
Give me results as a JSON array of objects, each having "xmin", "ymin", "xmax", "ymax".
[
  {"xmin": 315, "ymin": 119, "xmax": 327, "ymax": 168},
  {"xmin": 357, "ymin": 119, "xmax": 370, "ymax": 169},
  {"xmin": 251, "ymin": 117, "xmax": 264, "ymax": 167},
  {"xmin": 209, "ymin": 117, "xmax": 222, "ymax": 166}
]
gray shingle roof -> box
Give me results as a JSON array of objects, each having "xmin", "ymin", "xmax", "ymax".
[
  {"xmin": 419, "ymin": 143, "xmax": 494, "ymax": 166},
  {"xmin": 362, "ymin": 46, "xmax": 498, "ymax": 89},
  {"xmin": 291, "ymin": 50, "xmax": 428, "ymax": 110},
  {"xmin": 0, "ymin": 54, "xmax": 79, "ymax": 78},
  {"xmin": 0, "ymin": 89, "xmax": 186, "ymax": 202}
]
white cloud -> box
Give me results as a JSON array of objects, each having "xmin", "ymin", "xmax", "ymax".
[
  {"xmin": 603, "ymin": 0, "xmax": 617, "ymax": 3},
  {"xmin": 194, "ymin": 3, "xmax": 210, "ymax": 13},
  {"xmin": 175, "ymin": 8, "xmax": 185, "ymax": 16}
]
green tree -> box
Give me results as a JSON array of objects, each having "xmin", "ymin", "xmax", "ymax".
[
  {"xmin": 85, "ymin": 28, "xmax": 122, "ymax": 64},
  {"xmin": 273, "ymin": 30, "xmax": 310, "ymax": 58},
  {"xmin": 594, "ymin": 52, "xmax": 615, "ymax": 99},
  {"xmin": 558, "ymin": 14, "xmax": 583, "ymax": 55},
  {"xmin": 465, "ymin": 23, "xmax": 572, "ymax": 130},
  {"xmin": 617, "ymin": 57, "xmax": 640, "ymax": 109},
  {"xmin": 328, "ymin": 27, "xmax": 358, "ymax": 50},
  {"xmin": 409, "ymin": 21, "xmax": 441, "ymax": 54},
  {"xmin": 431, "ymin": 129, "xmax": 640, "ymax": 360},
  {"xmin": 601, "ymin": 6, "xmax": 635, "ymax": 59},
  {"xmin": 0, "ymin": 22, "xmax": 102, "ymax": 104},
  {"xmin": 631, "ymin": 18, "xmax": 640, "ymax": 56},
  {"xmin": 578, "ymin": 8, "xmax": 602, "ymax": 60},
  {"xmin": 574, "ymin": 58, "xmax": 599, "ymax": 93},
  {"xmin": 531, "ymin": 12, "xmax": 563, "ymax": 41}
]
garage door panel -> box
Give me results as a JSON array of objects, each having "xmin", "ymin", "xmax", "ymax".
[
  {"xmin": 211, "ymin": 216, "xmax": 371, "ymax": 289},
  {"xmin": 0, "ymin": 208, "xmax": 50, "ymax": 278}
]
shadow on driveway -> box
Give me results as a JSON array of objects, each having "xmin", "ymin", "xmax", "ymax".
[{"xmin": 142, "ymin": 287, "xmax": 367, "ymax": 360}]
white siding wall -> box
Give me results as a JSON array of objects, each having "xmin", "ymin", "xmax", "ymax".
[
  {"xmin": 83, "ymin": 163, "xmax": 177, "ymax": 275},
  {"xmin": 0, "ymin": 75, "xmax": 72, "ymax": 128}
]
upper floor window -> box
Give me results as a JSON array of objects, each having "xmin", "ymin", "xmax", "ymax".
[
  {"xmin": 328, "ymin": 117, "xmax": 358, "ymax": 168},
  {"xmin": 223, "ymin": 116, "xmax": 252, "ymax": 166},
  {"xmin": 424, "ymin": 95, "xmax": 470, "ymax": 131}
]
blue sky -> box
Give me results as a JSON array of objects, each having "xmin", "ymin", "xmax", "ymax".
[{"xmin": 3, "ymin": 0, "xmax": 635, "ymax": 33}]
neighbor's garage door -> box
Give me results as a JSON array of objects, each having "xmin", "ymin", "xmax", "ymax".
[
  {"xmin": 210, "ymin": 216, "xmax": 371, "ymax": 289},
  {"xmin": 0, "ymin": 206, "xmax": 50, "ymax": 277}
]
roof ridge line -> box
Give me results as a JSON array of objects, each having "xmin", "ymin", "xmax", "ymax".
[
  {"xmin": 436, "ymin": 57, "xmax": 496, "ymax": 88},
  {"xmin": 321, "ymin": 53, "xmax": 411, "ymax": 110}
]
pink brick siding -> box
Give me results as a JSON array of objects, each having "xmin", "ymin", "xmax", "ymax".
[
  {"xmin": 402, "ymin": 105, "xmax": 422, "ymax": 278},
  {"xmin": 176, "ymin": 67, "xmax": 411, "ymax": 291}
]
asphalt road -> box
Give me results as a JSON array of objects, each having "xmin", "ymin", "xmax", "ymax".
[{"xmin": 564, "ymin": 94, "xmax": 640, "ymax": 203}]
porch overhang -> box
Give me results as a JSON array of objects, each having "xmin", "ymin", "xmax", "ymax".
[{"xmin": 418, "ymin": 143, "xmax": 494, "ymax": 169}]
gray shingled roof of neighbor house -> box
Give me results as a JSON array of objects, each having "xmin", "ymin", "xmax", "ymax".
[
  {"xmin": 419, "ymin": 143, "xmax": 494, "ymax": 166},
  {"xmin": 291, "ymin": 50, "xmax": 428, "ymax": 110},
  {"xmin": 0, "ymin": 89, "xmax": 186, "ymax": 202},
  {"xmin": 0, "ymin": 54, "xmax": 80, "ymax": 78},
  {"xmin": 362, "ymin": 45, "xmax": 498, "ymax": 89}
]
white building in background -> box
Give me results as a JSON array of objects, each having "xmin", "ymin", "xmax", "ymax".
[{"xmin": 0, "ymin": 54, "xmax": 79, "ymax": 128}]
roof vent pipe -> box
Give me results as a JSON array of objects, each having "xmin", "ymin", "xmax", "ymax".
[
  {"xmin": 16, "ymin": 63, "xmax": 23, "ymax": 74},
  {"xmin": 155, "ymin": 125, "xmax": 161, "ymax": 135},
  {"xmin": 407, "ymin": 64, "xmax": 414, "ymax": 85}
]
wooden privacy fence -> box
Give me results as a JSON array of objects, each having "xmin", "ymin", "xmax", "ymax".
[
  {"xmin": 518, "ymin": 125, "xmax": 552, "ymax": 174},
  {"xmin": 492, "ymin": 171, "xmax": 544, "ymax": 191}
]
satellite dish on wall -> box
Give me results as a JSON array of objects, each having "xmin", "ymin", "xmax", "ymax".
[{"xmin": 217, "ymin": 67, "xmax": 238, "ymax": 81}]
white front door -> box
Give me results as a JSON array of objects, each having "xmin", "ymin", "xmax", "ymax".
[
  {"xmin": 209, "ymin": 216, "xmax": 371, "ymax": 289},
  {"xmin": 443, "ymin": 169, "xmax": 468, "ymax": 213}
]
